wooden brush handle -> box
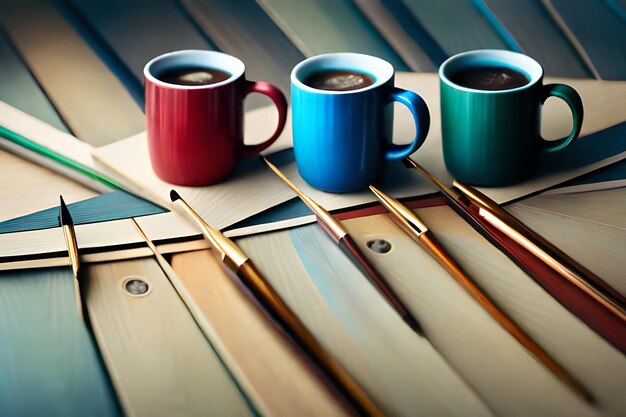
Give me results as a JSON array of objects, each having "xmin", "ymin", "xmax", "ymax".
[{"xmin": 237, "ymin": 260, "xmax": 384, "ymax": 417}]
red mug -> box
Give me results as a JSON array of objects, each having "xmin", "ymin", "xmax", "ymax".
[{"xmin": 144, "ymin": 50, "xmax": 288, "ymax": 185}]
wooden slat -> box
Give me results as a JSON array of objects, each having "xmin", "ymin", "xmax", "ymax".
[
  {"xmin": 0, "ymin": 148, "xmax": 97, "ymax": 222},
  {"xmin": 257, "ymin": 0, "xmax": 408, "ymax": 70},
  {"xmin": 399, "ymin": 0, "xmax": 509, "ymax": 55},
  {"xmin": 0, "ymin": 0, "xmax": 145, "ymax": 146},
  {"xmin": 179, "ymin": 0, "xmax": 303, "ymax": 102},
  {"xmin": 0, "ymin": 29, "xmax": 67, "ymax": 131},
  {"xmin": 344, "ymin": 207, "xmax": 626, "ymax": 416},
  {"xmin": 170, "ymin": 249, "xmax": 350, "ymax": 417},
  {"xmin": 237, "ymin": 225, "xmax": 494, "ymax": 417},
  {"xmin": 352, "ymin": 0, "xmax": 439, "ymax": 71},
  {"xmin": 84, "ymin": 257, "xmax": 254, "ymax": 417},
  {"xmin": 547, "ymin": 0, "xmax": 626, "ymax": 80},
  {"xmin": 68, "ymin": 0, "xmax": 215, "ymax": 96},
  {"xmin": 0, "ymin": 267, "xmax": 121, "ymax": 416},
  {"xmin": 481, "ymin": 0, "xmax": 592, "ymax": 78}
]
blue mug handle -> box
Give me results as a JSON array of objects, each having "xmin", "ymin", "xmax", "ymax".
[{"xmin": 385, "ymin": 87, "xmax": 430, "ymax": 160}]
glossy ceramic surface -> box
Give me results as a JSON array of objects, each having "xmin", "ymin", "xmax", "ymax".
[
  {"xmin": 145, "ymin": 50, "xmax": 287, "ymax": 186},
  {"xmin": 440, "ymin": 49, "xmax": 583, "ymax": 186},
  {"xmin": 292, "ymin": 53, "xmax": 430, "ymax": 193}
]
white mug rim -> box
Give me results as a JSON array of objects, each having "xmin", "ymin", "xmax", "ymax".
[
  {"xmin": 439, "ymin": 49, "xmax": 544, "ymax": 94},
  {"xmin": 291, "ymin": 52, "xmax": 394, "ymax": 95},
  {"xmin": 144, "ymin": 49, "xmax": 245, "ymax": 90}
]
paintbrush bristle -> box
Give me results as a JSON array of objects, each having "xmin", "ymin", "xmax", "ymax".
[
  {"xmin": 59, "ymin": 195, "xmax": 74, "ymax": 226},
  {"xmin": 170, "ymin": 190, "xmax": 181, "ymax": 202}
]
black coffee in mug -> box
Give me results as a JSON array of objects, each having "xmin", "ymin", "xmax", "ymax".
[
  {"xmin": 449, "ymin": 65, "xmax": 529, "ymax": 91},
  {"xmin": 157, "ymin": 66, "xmax": 231, "ymax": 86},
  {"xmin": 303, "ymin": 69, "xmax": 375, "ymax": 91}
]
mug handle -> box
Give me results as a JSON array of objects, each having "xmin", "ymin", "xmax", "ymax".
[
  {"xmin": 384, "ymin": 87, "xmax": 430, "ymax": 160},
  {"xmin": 539, "ymin": 84, "xmax": 584, "ymax": 153},
  {"xmin": 242, "ymin": 81, "xmax": 288, "ymax": 157}
]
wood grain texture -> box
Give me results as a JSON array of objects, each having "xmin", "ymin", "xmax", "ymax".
[
  {"xmin": 482, "ymin": 0, "xmax": 592, "ymax": 77},
  {"xmin": 0, "ymin": 0, "xmax": 145, "ymax": 145},
  {"xmin": 170, "ymin": 249, "xmax": 350, "ymax": 417},
  {"xmin": 0, "ymin": 28, "xmax": 66, "ymax": 131},
  {"xmin": 180, "ymin": 0, "xmax": 303, "ymax": 103},
  {"xmin": 399, "ymin": 0, "xmax": 509, "ymax": 55},
  {"xmin": 507, "ymin": 201, "xmax": 626, "ymax": 297},
  {"xmin": 93, "ymin": 133, "xmax": 295, "ymax": 230},
  {"xmin": 69, "ymin": 0, "xmax": 215, "ymax": 87},
  {"xmin": 351, "ymin": 0, "xmax": 437, "ymax": 71},
  {"xmin": 0, "ymin": 148, "xmax": 97, "ymax": 222},
  {"xmin": 345, "ymin": 206, "xmax": 626, "ymax": 416},
  {"xmin": 83, "ymin": 257, "xmax": 253, "ymax": 417},
  {"xmin": 0, "ymin": 267, "xmax": 120, "ymax": 416},
  {"xmin": 237, "ymin": 226, "xmax": 493, "ymax": 417},
  {"xmin": 257, "ymin": 0, "xmax": 408, "ymax": 70},
  {"xmin": 548, "ymin": 0, "xmax": 626, "ymax": 80}
]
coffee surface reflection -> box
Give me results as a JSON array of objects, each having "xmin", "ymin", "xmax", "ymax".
[
  {"xmin": 158, "ymin": 66, "xmax": 231, "ymax": 86},
  {"xmin": 449, "ymin": 66, "xmax": 529, "ymax": 91},
  {"xmin": 303, "ymin": 69, "xmax": 375, "ymax": 91}
]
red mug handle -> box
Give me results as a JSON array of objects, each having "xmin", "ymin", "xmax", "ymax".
[{"xmin": 242, "ymin": 80, "xmax": 288, "ymax": 157}]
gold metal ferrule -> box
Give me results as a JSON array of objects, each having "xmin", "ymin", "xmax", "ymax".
[
  {"xmin": 369, "ymin": 185, "xmax": 428, "ymax": 237},
  {"xmin": 173, "ymin": 195, "xmax": 248, "ymax": 271},
  {"xmin": 262, "ymin": 157, "xmax": 346, "ymax": 243}
]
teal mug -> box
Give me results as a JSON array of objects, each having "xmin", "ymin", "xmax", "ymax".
[{"xmin": 440, "ymin": 49, "xmax": 583, "ymax": 186}]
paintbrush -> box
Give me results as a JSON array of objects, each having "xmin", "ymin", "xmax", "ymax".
[
  {"xmin": 58, "ymin": 195, "xmax": 84, "ymax": 321},
  {"xmin": 262, "ymin": 156, "xmax": 422, "ymax": 334},
  {"xmin": 170, "ymin": 190, "xmax": 384, "ymax": 417},
  {"xmin": 369, "ymin": 185, "xmax": 592, "ymax": 403},
  {"xmin": 403, "ymin": 157, "xmax": 626, "ymax": 321}
]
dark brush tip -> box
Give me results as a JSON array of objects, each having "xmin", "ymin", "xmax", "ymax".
[
  {"xmin": 170, "ymin": 190, "xmax": 181, "ymax": 202},
  {"xmin": 59, "ymin": 195, "xmax": 73, "ymax": 226}
]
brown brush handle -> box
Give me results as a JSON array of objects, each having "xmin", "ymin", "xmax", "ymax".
[
  {"xmin": 418, "ymin": 231, "xmax": 592, "ymax": 402},
  {"xmin": 338, "ymin": 235, "xmax": 423, "ymax": 334},
  {"xmin": 237, "ymin": 260, "xmax": 384, "ymax": 417},
  {"xmin": 456, "ymin": 182, "xmax": 626, "ymax": 309}
]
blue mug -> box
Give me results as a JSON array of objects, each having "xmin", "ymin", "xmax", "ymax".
[{"xmin": 291, "ymin": 53, "xmax": 430, "ymax": 192}]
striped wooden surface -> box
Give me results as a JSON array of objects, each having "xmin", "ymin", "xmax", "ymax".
[
  {"xmin": 0, "ymin": 0, "xmax": 145, "ymax": 145},
  {"xmin": 83, "ymin": 257, "xmax": 254, "ymax": 417},
  {"xmin": 258, "ymin": 0, "xmax": 408, "ymax": 70},
  {"xmin": 180, "ymin": 0, "xmax": 303, "ymax": 104},
  {"xmin": 237, "ymin": 225, "xmax": 494, "ymax": 417},
  {"xmin": 481, "ymin": 0, "xmax": 592, "ymax": 77},
  {"xmin": 0, "ymin": 28, "xmax": 67, "ymax": 131},
  {"xmin": 0, "ymin": 267, "xmax": 121, "ymax": 416},
  {"xmin": 343, "ymin": 207, "xmax": 625, "ymax": 416},
  {"xmin": 170, "ymin": 249, "xmax": 350, "ymax": 417}
]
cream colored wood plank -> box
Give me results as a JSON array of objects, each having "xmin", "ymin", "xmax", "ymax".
[
  {"xmin": 0, "ymin": 149, "xmax": 97, "ymax": 221},
  {"xmin": 237, "ymin": 227, "xmax": 493, "ymax": 417},
  {"xmin": 92, "ymin": 133, "xmax": 295, "ymax": 230},
  {"xmin": 507, "ymin": 203, "xmax": 626, "ymax": 298},
  {"xmin": 84, "ymin": 257, "xmax": 252, "ymax": 417},
  {"xmin": 513, "ymin": 188, "xmax": 626, "ymax": 230},
  {"xmin": 170, "ymin": 249, "xmax": 349, "ymax": 417},
  {"xmin": 0, "ymin": 1, "xmax": 145, "ymax": 146},
  {"xmin": 344, "ymin": 206, "xmax": 625, "ymax": 417}
]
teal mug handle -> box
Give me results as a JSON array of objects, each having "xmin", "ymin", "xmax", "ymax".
[
  {"xmin": 539, "ymin": 84, "xmax": 584, "ymax": 153},
  {"xmin": 385, "ymin": 87, "xmax": 430, "ymax": 160}
]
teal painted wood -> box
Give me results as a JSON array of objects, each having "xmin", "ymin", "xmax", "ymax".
[
  {"xmin": 257, "ymin": 0, "xmax": 409, "ymax": 70},
  {"xmin": 399, "ymin": 0, "xmax": 510, "ymax": 55},
  {"xmin": 0, "ymin": 267, "xmax": 121, "ymax": 417},
  {"xmin": 67, "ymin": 0, "xmax": 217, "ymax": 106},
  {"xmin": 550, "ymin": 0, "xmax": 626, "ymax": 80},
  {"xmin": 180, "ymin": 0, "xmax": 304, "ymax": 102},
  {"xmin": 0, "ymin": 190, "xmax": 166, "ymax": 234},
  {"xmin": 0, "ymin": 29, "xmax": 67, "ymax": 132},
  {"xmin": 481, "ymin": 0, "xmax": 592, "ymax": 78}
]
